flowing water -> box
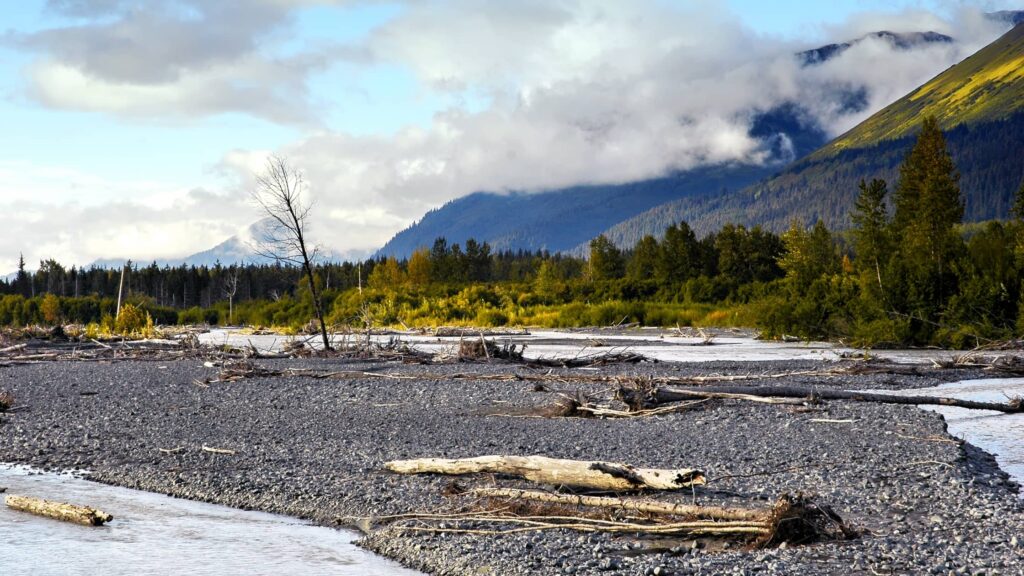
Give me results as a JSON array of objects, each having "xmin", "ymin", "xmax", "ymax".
[
  {"xmin": 896, "ymin": 378, "xmax": 1024, "ymax": 490},
  {"xmin": 0, "ymin": 465, "xmax": 422, "ymax": 576}
]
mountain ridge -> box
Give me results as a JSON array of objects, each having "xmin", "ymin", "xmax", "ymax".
[
  {"xmin": 797, "ymin": 30, "xmax": 953, "ymax": 66},
  {"xmin": 376, "ymin": 163, "xmax": 773, "ymax": 257},
  {"xmin": 586, "ymin": 22, "xmax": 1024, "ymax": 250},
  {"xmin": 89, "ymin": 220, "xmax": 369, "ymax": 270},
  {"xmin": 825, "ymin": 22, "xmax": 1024, "ymax": 152},
  {"xmin": 372, "ymin": 23, "xmax": 987, "ymax": 260}
]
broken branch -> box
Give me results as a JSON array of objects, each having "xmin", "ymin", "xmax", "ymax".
[{"xmin": 620, "ymin": 384, "xmax": 1024, "ymax": 414}]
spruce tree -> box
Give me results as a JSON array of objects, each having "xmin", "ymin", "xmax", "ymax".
[
  {"xmin": 588, "ymin": 235, "xmax": 624, "ymax": 281},
  {"xmin": 14, "ymin": 253, "xmax": 30, "ymax": 298},
  {"xmin": 891, "ymin": 116, "xmax": 964, "ymax": 327},
  {"xmin": 627, "ymin": 235, "xmax": 660, "ymax": 280},
  {"xmin": 893, "ymin": 116, "xmax": 963, "ymax": 271},
  {"xmin": 656, "ymin": 222, "xmax": 700, "ymax": 283},
  {"xmin": 851, "ymin": 178, "xmax": 890, "ymax": 294}
]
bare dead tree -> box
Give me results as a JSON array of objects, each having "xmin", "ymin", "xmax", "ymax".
[
  {"xmin": 223, "ymin": 267, "xmax": 240, "ymax": 326},
  {"xmin": 250, "ymin": 156, "xmax": 332, "ymax": 351}
]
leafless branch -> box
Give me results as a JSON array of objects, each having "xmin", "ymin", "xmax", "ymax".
[{"xmin": 249, "ymin": 155, "xmax": 332, "ymax": 350}]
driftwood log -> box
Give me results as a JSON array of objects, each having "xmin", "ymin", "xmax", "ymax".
[
  {"xmin": 472, "ymin": 488, "xmax": 766, "ymax": 522},
  {"xmin": 385, "ymin": 455, "xmax": 705, "ymax": 490},
  {"xmin": 620, "ymin": 385, "xmax": 1024, "ymax": 414},
  {"xmin": 381, "ymin": 488, "xmax": 852, "ymax": 545},
  {"xmin": 5, "ymin": 494, "xmax": 113, "ymax": 526}
]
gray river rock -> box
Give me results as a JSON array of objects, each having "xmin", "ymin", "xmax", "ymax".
[{"xmin": 2, "ymin": 332, "xmax": 1022, "ymax": 574}]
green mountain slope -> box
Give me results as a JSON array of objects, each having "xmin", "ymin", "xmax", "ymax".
[
  {"xmin": 828, "ymin": 22, "xmax": 1024, "ymax": 151},
  {"xmin": 591, "ymin": 22, "xmax": 1024, "ymax": 250}
]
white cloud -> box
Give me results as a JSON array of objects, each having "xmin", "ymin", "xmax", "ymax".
[
  {"xmin": 207, "ymin": 2, "xmax": 1013, "ymax": 256},
  {"xmin": 3, "ymin": 1, "xmax": 1019, "ymax": 267},
  {"xmin": 8, "ymin": 0, "xmax": 363, "ymax": 124},
  {"xmin": 27, "ymin": 55, "xmax": 322, "ymax": 123},
  {"xmin": 0, "ymin": 162, "xmax": 257, "ymax": 271}
]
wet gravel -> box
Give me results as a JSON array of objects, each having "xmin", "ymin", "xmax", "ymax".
[{"xmin": 1, "ymin": 358, "xmax": 1022, "ymax": 575}]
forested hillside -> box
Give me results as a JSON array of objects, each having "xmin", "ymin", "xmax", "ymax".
[
  {"xmin": 592, "ymin": 22, "xmax": 1024, "ymax": 249},
  {"xmin": 375, "ymin": 24, "xmax": 995, "ymax": 259},
  {"xmin": 4, "ymin": 118, "xmax": 1024, "ymax": 348},
  {"xmin": 376, "ymin": 163, "xmax": 771, "ymax": 258},
  {"xmin": 594, "ymin": 111, "xmax": 1024, "ymax": 248}
]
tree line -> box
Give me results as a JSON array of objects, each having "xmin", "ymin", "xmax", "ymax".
[
  {"xmin": 762, "ymin": 117, "xmax": 1024, "ymax": 346},
  {"xmin": 3, "ymin": 116, "xmax": 1023, "ymax": 347}
]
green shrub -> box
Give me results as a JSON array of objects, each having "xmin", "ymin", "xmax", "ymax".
[
  {"xmin": 114, "ymin": 303, "xmax": 155, "ymax": 337},
  {"xmin": 475, "ymin": 308, "xmax": 509, "ymax": 326},
  {"xmin": 178, "ymin": 306, "xmax": 219, "ymax": 325}
]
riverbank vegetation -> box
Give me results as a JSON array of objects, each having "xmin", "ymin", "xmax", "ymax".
[{"xmin": 2, "ymin": 117, "xmax": 1022, "ymax": 348}]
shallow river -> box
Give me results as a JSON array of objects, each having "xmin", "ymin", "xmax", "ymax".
[
  {"xmin": 198, "ymin": 327, "xmax": 960, "ymax": 364},
  {"xmin": 901, "ymin": 377, "xmax": 1024, "ymax": 489},
  {"xmin": 0, "ymin": 465, "xmax": 421, "ymax": 576}
]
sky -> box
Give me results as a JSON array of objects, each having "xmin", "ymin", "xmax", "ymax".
[{"xmin": 0, "ymin": 0, "xmax": 1019, "ymax": 272}]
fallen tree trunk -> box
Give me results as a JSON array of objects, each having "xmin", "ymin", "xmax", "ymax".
[
  {"xmin": 619, "ymin": 384, "xmax": 1024, "ymax": 414},
  {"xmin": 383, "ymin": 490, "xmax": 852, "ymax": 545},
  {"xmin": 472, "ymin": 487, "xmax": 769, "ymax": 522},
  {"xmin": 395, "ymin": 515, "xmax": 772, "ymax": 537},
  {"xmin": 5, "ymin": 494, "xmax": 113, "ymax": 526},
  {"xmin": 385, "ymin": 455, "xmax": 705, "ymax": 490}
]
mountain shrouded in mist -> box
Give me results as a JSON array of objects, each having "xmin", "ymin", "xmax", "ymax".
[
  {"xmin": 590, "ymin": 20, "xmax": 1024, "ymax": 249},
  {"xmin": 373, "ymin": 23, "xmax": 982, "ymax": 259},
  {"xmin": 797, "ymin": 30, "xmax": 953, "ymax": 66}
]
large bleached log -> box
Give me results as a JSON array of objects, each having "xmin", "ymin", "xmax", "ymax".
[
  {"xmin": 385, "ymin": 455, "xmax": 705, "ymax": 490},
  {"xmin": 5, "ymin": 494, "xmax": 113, "ymax": 526},
  {"xmin": 620, "ymin": 384, "xmax": 1024, "ymax": 414}
]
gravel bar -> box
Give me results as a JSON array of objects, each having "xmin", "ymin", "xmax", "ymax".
[{"xmin": 1, "ymin": 358, "xmax": 1022, "ymax": 575}]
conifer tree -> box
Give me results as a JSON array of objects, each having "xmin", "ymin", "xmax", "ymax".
[
  {"xmin": 893, "ymin": 116, "xmax": 963, "ymax": 272},
  {"xmin": 14, "ymin": 253, "xmax": 30, "ymax": 298},
  {"xmin": 890, "ymin": 116, "xmax": 964, "ymax": 326},
  {"xmin": 656, "ymin": 222, "xmax": 700, "ymax": 283},
  {"xmin": 588, "ymin": 235, "xmax": 624, "ymax": 281},
  {"xmin": 627, "ymin": 235, "xmax": 660, "ymax": 280},
  {"xmin": 851, "ymin": 178, "xmax": 890, "ymax": 294}
]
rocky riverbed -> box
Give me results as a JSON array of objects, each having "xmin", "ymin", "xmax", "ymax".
[{"xmin": 1, "ymin": 357, "xmax": 1022, "ymax": 575}]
